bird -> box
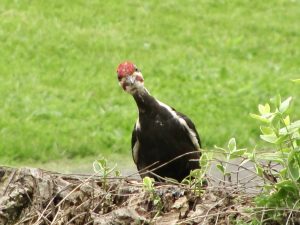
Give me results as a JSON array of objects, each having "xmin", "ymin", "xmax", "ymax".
[{"xmin": 116, "ymin": 61, "xmax": 201, "ymax": 182}]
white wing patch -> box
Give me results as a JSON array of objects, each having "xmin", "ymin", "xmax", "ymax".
[
  {"xmin": 133, "ymin": 118, "xmax": 141, "ymax": 164},
  {"xmin": 135, "ymin": 118, "xmax": 141, "ymax": 130},
  {"xmin": 132, "ymin": 139, "xmax": 140, "ymax": 164},
  {"xmin": 157, "ymin": 100, "xmax": 200, "ymax": 150}
]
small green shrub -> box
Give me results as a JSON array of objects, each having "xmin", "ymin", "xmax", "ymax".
[
  {"xmin": 181, "ymin": 151, "xmax": 212, "ymax": 195},
  {"xmin": 93, "ymin": 158, "xmax": 120, "ymax": 190},
  {"xmin": 245, "ymin": 80, "xmax": 300, "ymax": 222},
  {"xmin": 189, "ymin": 79, "xmax": 300, "ymax": 223},
  {"xmin": 215, "ymin": 137, "xmax": 247, "ymax": 181},
  {"xmin": 142, "ymin": 177, "xmax": 163, "ymax": 217}
]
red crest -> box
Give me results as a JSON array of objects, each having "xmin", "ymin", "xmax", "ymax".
[{"xmin": 116, "ymin": 61, "xmax": 135, "ymax": 79}]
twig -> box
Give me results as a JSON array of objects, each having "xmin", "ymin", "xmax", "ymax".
[
  {"xmin": 65, "ymin": 212, "xmax": 88, "ymax": 225},
  {"xmin": 34, "ymin": 173, "xmax": 97, "ymax": 225},
  {"xmin": 50, "ymin": 206, "xmax": 61, "ymax": 225},
  {"xmin": 2, "ymin": 170, "xmax": 16, "ymax": 196}
]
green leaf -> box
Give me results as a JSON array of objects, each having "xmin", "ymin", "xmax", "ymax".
[
  {"xmin": 106, "ymin": 164, "xmax": 117, "ymax": 175},
  {"xmin": 281, "ymin": 147, "xmax": 292, "ymax": 153},
  {"xmin": 260, "ymin": 126, "xmax": 274, "ymax": 135},
  {"xmin": 270, "ymin": 112, "xmax": 281, "ymax": 124},
  {"xmin": 200, "ymin": 154, "xmax": 208, "ymax": 168},
  {"xmin": 228, "ymin": 138, "xmax": 236, "ymax": 152},
  {"xmin": 264, "ymin": 103, "xmax": 271, "ymax": 113},
  {"xmin": 230, "ymin": 148, "xmax": 247, "ymax": 159},
  {"xmin": 258, "ymin": 104, "xmax": 264, "ymax": 114},
  {"xmin": 255, "ymin": 164, "xmax": 264, "ymax": 176},
  {"xmin": 93, "ymin": 160, "xmax": 101, "ymax": 173},
  {"xmin": 243, "ymin": 152, "xmax": 254, "ymax": 161},
  {"xmin": 216, "ymin": 164, "xmax": 225, "ymax": 174},
  {"xmin": 200, "ymin": 152, "xmax": 212, "ymax": 168},
  {"xmin": 260, "ymin": 134, "xmax": 278, "ymax": 143},
  {"xmin": 279, "ymin": 120, "xmax": 300, "ymax": 135},
  {"xmin": 244, "ymin": 148, "xmax": 257, "ymax": 161},
  {"xmin": 257, "ymin": 152, "xmax": 285, "ymax": 164},
  {"xmin": 143, "ymin": 176, "xmax": 154, "ymax": 190},
  {"xmin": 258, "ymin": 104, "xmax": 270, "ymax": 115},
  {"xmin": 283, "ymin": 116, "xmax": 290, "ymax": 126},
  {"xmin": 275, "ymin": 180, "xmax": 298, "ymax": 193},
  {"xmin": 250, "ymin": 113, "xmax": 270, "ymax": 123},
  {"xmin": 292, "ymin": 131, "xmax": 300, "ymax": 140},
  {"xmin": 279, "ymin": 168, "xmax": 287, "ymax": 178},
  {"xmin": 279, "ymin": 96, "xmax": 292, "ymax": 113},
  {"xmin": 288, "ymin": 151, "xmax": 300, "ymax": 181},
  {"xmin": 93, "ymin": 159, "xmax": 107, "ymax": 174},
  {"xmin": 290, "ymin": 120, "xmax": 300, "ymax": 129},
  {"xmin": 214, "ymin": 145, "xmax": 227, "ymax": 155},
  {"xmin": 189, "ymin": 169, "xmax": 200, "ymax": 177},
  {"xmin": 275, "ymin": 135, "xmax": 288, "ymax": 145},
  {"xmin": 279, "ymin": 127, "xmax": 294, "ymax": 135}
]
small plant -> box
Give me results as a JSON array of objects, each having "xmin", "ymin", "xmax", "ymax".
[
  {"xmin": 93, "ymin": 158, "xmax": 120, "ymax": 190},
  {"xmin": 215, "ymin": 138, "xmax": 247, "ymax": 182},
  {"xmin": 142, "ymin": 177, "xmax": 163, "ymax": 216},
  {"xmin": 247, "ymin": 91, "xmax": 300, "ymax": 221},
  {"xmin": 182, "ymin": 151, "xmax": 212, "ymax": 195}
]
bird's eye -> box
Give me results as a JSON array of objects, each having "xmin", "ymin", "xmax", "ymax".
[
  {"xmin": 117, "ymin": 73, "xmax": 122, "ymax": 81},
  {"xmin": 135, "ymin": 67, "xmax": 139, "ymax": 72}
]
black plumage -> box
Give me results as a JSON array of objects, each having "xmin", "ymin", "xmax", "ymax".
[{"xmin": 117, "ymin": 61, "xmax": 201, "ymax": 182}]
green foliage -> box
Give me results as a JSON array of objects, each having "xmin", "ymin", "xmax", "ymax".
[
  {"xmin": 181, "ymin": 151, "xmax": 212, "ymax": 195},
  {"xmin": 247, "ymin": 91, "xmax": 300, "ymax": 221},
  {"xmin": 0, "ymin": 1, "xmax": 299, "ymax": 163},
  {"xmin": 142, "ymin": 176, "xmax": 155, "ymax": 192},
  {"xmin": 142, "ymin": 177, "xmax": 163, "ymax": 213},
  {"xmin": 215, "ymin": 138, "xmax": 246, "ymax": 180},
  {"xmin": 93, "ymin": 158, "xmax": 120, "ymax": 190},
  {"xmin": 194, "ymin": 79, "xmax": 300, "ymax": 224}
]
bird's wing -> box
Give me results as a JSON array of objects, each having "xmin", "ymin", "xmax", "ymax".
[
  {"xmin": 175, "ymin": 111, "xmax": 202, "ymax": 149},
  {"xmin": 156, "ymin": 100, "xmax": 202, "ymax": 150},
  {"xmin": 131, "ymin": 123, "xmax": 139, "ymax": 164}
]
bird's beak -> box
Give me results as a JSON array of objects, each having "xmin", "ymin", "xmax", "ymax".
[{"xmin": 126, "ymin": 76, "xmax": 135, "ymax": 84}]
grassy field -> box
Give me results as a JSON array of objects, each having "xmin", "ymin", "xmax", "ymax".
[{"xmin": 0, "ymin": 0, "xmax": 299, "ymax": 165}]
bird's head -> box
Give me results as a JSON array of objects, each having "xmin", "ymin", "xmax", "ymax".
[{"xmin": 116, "ymin": 61, "xmax": 144, "ymax": 94}]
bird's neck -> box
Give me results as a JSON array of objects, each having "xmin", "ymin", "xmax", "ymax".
[{"xmin": 132, "ymin": 87, "xmax": 158, "ymax": 114}]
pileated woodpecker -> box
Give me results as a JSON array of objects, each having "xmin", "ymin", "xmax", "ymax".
[{"xmin": 117, "ymin": 61, "xmax": 201, "ymax": 182}]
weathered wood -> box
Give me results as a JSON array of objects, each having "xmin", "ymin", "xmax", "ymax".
[{"xmin": 0, "ymin": 166, "xmax": 252, "ymax": 225}]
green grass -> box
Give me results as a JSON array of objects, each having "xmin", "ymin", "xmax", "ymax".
[{"xmin": 0, "ymin": 0, "xmax": 299, "ymax": 164}]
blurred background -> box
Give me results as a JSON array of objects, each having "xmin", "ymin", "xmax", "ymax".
[{"xmin": 0, "ymin": 0, "xmax": 299, "ymax": 173}]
